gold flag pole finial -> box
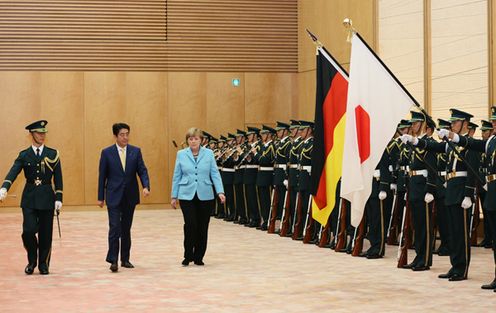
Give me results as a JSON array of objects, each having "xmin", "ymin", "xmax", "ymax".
[{"xmin": 343, "ymin": 18, "xmax": 356, "ymax": 43}]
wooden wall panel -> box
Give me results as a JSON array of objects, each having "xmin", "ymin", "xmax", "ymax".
[
  {"xmin": 244, "ymin": 73, "xmax": 297, "ymax": 125},
  {"xmin": 40, "ymin": 72, "xmax": 84, "ymax": 205},
  {"xmin": 83, "ymin": 72, "xmax": 127, "ymax": 205}
]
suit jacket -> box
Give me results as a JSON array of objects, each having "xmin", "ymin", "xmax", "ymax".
[
  {"xmin": 98, "ymin": 144, "xmax": 150, "ymax": 208},
  {"xmin": 171, "ymin": 147, "xmax": 224, "ymax": 201},
  {"xmin": 2, "ymin": 146, "xmax": 63, "ymax": 210}
]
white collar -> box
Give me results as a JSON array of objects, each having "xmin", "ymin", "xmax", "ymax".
[
  {"xmin": 303, "ymin": 136, "xmax": 313, "ymax": 143},
  {"xmin": 32, "ymin": 144, "xmax": 44, "ymax": 155},
  {"xmin": 264, "ymin": 140, "xmax": 273, "ymax": 147},
  {"xmin": 116, "ymin": 143, "xmax": 127, "ymax": 152}
]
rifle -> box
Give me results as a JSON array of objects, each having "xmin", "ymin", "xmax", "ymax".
[
  {"xmin": 470, "ymin": 188, "xmax": 481, "ymax": 245},
  {"xmin": 334, "ymin": 199, "xmax": 348, "ymax": 251},
  {"xmin": 302, "ymin": 195, "xmax": 314, "ymax": 243},
  {"xmin": 351, "ymin": 212, "xmax": 366, "ymax": 256},
  {"xmin": 431, "ymin": 200, "xmax": 438, "ymax": 252},
  {"xmin": 279, "ymin": 185, "xmax": 291, "ymax": 237},
  {"xmin": 318, "ymin": 212, "xmax": 333, "ymax": 248},
  {"xmin": 291, "ymin": 192, "xmax": 303, "ymax": 240},
  {"xmin": 267, "ymin": 186, "xmax": 280, "ymax": 234},
  {"xmin": 56, "ymin": 209, "xmax": 61, "ymax": 238},
  {"xmin": 386, "ymin": 191, "xmax": 400, "ymax": 245},
  {"xmin": 397, "ymin": 193, "xmax": 412, "ymax": 268}
]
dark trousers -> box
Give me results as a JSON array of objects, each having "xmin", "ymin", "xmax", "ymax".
[
  {"xmin": 258, "ymin": 185, "xmax": 271, "ymax": 227},
  {"xmin": 245, "ymin": 183, "xmax": 260, "ymax": 224},
  {"xmin": 435, "ymin": 196, "xmax": 450, "ymax": 252},
  {"xmin": 224, "ymin": 183, "xmax": 235, "ymax": 219},
  {"xmin": 275, "ymin": 185, "xmax": 286, "ymax": 219},
  {"xmin": 409, "ymin": 200, "xmax": 433, "ymax": 267},
  {"xmin": 288, "ymin": 186, "xmax": 298, "ymax": 234},
  {"xmin": 106, "ymin": 196, "xmax": 135, "ymax": 263},
  {"xmin": 485, "ymin": 210, "xmax": 496, "ymax": 277},
  {"xmin": 180, "ymin": 194, "xmax": 213, "ymax": 262},
  {"xmin": 294, "ymin": 190, "xmax": 310, "ymax": 238},
  {"xmin": 446, "ymin": 204, "xmax": 471, "ymax": 277},
  {"xmin": 22, "ymin": 207, "xmax": 54, "ymax": 266},
  {"xmin": 365, "ymin": 197, "xmax": 387, "ymax": 256},
  {"xmin": 234, "ymin": 183, "xmax": 246, "ymax": 222}
]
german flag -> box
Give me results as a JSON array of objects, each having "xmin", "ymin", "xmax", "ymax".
[{"xmin": 310, "ymin": 47, "xmax": 349, "ymax": 226}]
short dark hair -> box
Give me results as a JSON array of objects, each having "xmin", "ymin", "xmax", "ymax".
[{"xmin": 112, "ymin": 123, "xmax": 130, "ymax": 136}]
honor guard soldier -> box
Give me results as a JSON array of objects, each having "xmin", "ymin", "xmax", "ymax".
[
  {"xmin": 272, "ymin": 122, "xmax": 291, "ymax": 232},
  {"xmin": 439, "ymin": 107, "xmax": 496, "ymax": 289},
  {"xmin": 292, "ymin": 121, "xmax": 314, "ymax": 241},
  {"xmin": 255, "ymin": 125, "xmax": 276, "ymax": 230},
  {"xmin": 0, "ymin": 120, "xmax": 63, "ymax": 275},
  {"xmin": 477, "ymin": 120, "xmax": 494, "ymax": 249},
  {"xmin": 214, "ymin": 136, "xmax": 226, "ymax": 218},
  {"xmin": 221, "ymin": 133, "xmax": 237, "ymax": 221},
  {"xmin": 243, "ymin": 126, "xmax": 261, "ymax": 228},
  {"xmin": 402, "ymin": 108, "xmax": 478, "ymax": 281},
  {"xmin": 201, "ymin": 131, "xmax": 212, "ymax": 148},
  {"xmin": 434, "ymin": 119, "xmax": 451, "ymax": 256},
  {"xmin": 402, "ymin": 112, "xmax": 437, "ymax": 271},
  {"xmin": 233, "ymin": 129, "xmax": 248, "ymax": 224},
  {"xmin": 282, "ymin": 120, "xmax": 303, "ymax": 237}
]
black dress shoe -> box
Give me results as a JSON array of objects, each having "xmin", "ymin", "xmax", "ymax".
[
  {"xmin": 481, "ymin": 278, "xmax": 496, "ymax": 289},
  {"xmin": 261, "ymin": 225, "xmax": 268, "ymax": 231},
  {"xmin": 182, "ymin": 259, "xmax": 191, "ymax": 266},
  {"xmin": 437, "ymin": 248, "xmax": 450, "ymax": 256},
  {"xmin": 412, "ymin": 266, "xmax": 430, "ymax": 271},
  {"xmin": 366, "ymin": 254, "xmax": 382, "ymax": 259},
  {"xmin": 358, "ymin": 252, "xmax": 368, "ymax": 258},
  {"xmin": 401, "ymin": 262, "xmax": 417, "ymax": 269},
  {"xmin": 449, "ymin": 274, "xmax": 467, "ymax": 281},
  {"xmin": 194, "ymin": 260, "xmax": 204, "ymax": 266},
  {"xmin": 121, "ymin": 261, "xmax": 134, "ymax": 268},
  {"xmin": 109, "ymin": 262, "xmax": 118, "ymax": 272},
  {"xmin": 39, "ymin": 263, "xmax": 49, "ymax": 275},
  {"xmin": 438, "ymin": 272, "xmax": 453, "ymax": 279},
  {"xmin": 24, "ymin": 263, "xmax": 36, "ymax": 275}
]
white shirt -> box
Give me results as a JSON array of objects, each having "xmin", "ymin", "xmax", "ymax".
[
  {"xmin": 32, "ymin": 144, "xmax": 44, "ymax": 156},
  {"xmin": 116, "ymin": 143, "xmax": 127, "ymax": 155}
]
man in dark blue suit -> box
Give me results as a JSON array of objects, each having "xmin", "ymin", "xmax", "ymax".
[{"xmin": 98, "ymin": 123, "xmax": 150, "ymax": 272}]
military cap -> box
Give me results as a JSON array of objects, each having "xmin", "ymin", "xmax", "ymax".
[
  {"xmin": 219, "ymin": 135, "xmax": 227, "ymax": 141},
  {"xmin": 426, "ymin": 118, "xmax": 436, "ymax": 130},
  {"xmin": 236, "ymin": 129, "xmax": 246, "ymax": 137},
  {"xmin": 25, "ymin": 120, "xmax": 48, "ymax": 133},
  {"xmin": 410, "ymin": 111, "xmax": 425, "ymax": 123},
  {"xmin": 289, "ymin": 119, "xmax": 301, "ymax": 129},
  {"xmin": 299, "ymin": 120, "xmax": 314, "ymax": 129},
  {"xmin": 275, "ymin": 121, "xmax": 290, "ymax": 131},
  {"xmin": 246, "ymin": 126, "xmax": 260, "ymax": 135},
  {"xmin": 397, "ymin": 119, "xmax": 411, "ymax": 129},
  {"xmin": 209, "ymin": 137, "xmax": 218, "ymax": 143},
  {"xmin": 481, "ymin": 120, "xmax": 493, "ymax": 131},
  {"xmin": 449, "ymin": 108, "xmax": 473, "ymax": 121},
  {"xmin": 228, "ymin": 132, "xmax": 236, "ymax": 139},
  {"xmin": 260, "ymin": 125, "xmax": 276, "ymax": 134},
  {"xmin": 491, "ymin": 106, "xmax": 496, "ymax": 121},
  {"xmin": 468, "ymin": 122, "xmax": 478, "ymax": 130},
  {"xmin": 202, "ymin": 131, "xmax": 212, "ymax": 139},
  {"xmin": 437, "ymin": 119, "xmax": 451, "ymax": 129}
]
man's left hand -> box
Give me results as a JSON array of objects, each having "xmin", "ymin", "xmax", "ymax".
[
  {"xmin": 55, "ymin": 201, "xmax": 63, "ymax": 213},
  {"xmin": 143, "ymin": 188, "xmax": 150, "ymax": 197}
]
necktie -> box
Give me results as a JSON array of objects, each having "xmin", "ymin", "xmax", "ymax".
[
  {"xmin": 36, "ymin": 148, "xmax": 40, "ymax": 157},
  {"xmin": 119, "ymin": 148, "xmax": 126, "ymax": 171}
]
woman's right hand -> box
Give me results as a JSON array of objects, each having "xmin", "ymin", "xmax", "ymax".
[{"xmin": 171, "ymin": 198, "xmax": 178, "ymax": 210}]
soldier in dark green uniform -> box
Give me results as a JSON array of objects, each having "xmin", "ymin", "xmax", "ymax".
[
  {"xmin": 403, "ymin": 109, "xmax": 478, "ymax": 281},
  {"xmin": 233, "ymin": 129, "xmax": 248, "ymax": 224},
  {"xmin": 477, "ymin": 120, "xmax": 494, "ymax": 249},
  {"xmin": 433, "ymin": 118, "xmax": 451, "ymax": 256},
  {"xmin": 402, "ymin": 112, "xmax": 437, "ymax": 271},
  {"xmin": 243, "ymin": 126, "xmax": 261, "ymax": 228},
  {"xmin": 255, "ymin": 125, "xmax": 276, "ymax": 230},
  {"xmin": 221, "ymin": 133, "xmax": 237, "ymax": 222},
  {"xmin": 273, "ymin": 122, "xmax": 291, "ymax": 232},
  {"xmin": 0, "ymin": 120, "xmax": 63, "ymax": 275}
]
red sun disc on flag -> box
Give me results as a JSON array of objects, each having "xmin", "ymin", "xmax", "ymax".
[{"xmin": 355, "ymin": 105, "xmax": 370, "ymax": 164}]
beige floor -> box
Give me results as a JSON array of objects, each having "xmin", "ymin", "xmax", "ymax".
[{"xmin": 0, "ymin": 208, "xmax": 495, "ymax": 313}]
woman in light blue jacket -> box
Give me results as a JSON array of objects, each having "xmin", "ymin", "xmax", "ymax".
[{"xmin": 171, "ymin": 128, "xmax": 225, "ymax": 266}]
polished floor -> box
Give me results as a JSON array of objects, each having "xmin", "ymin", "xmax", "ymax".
[{"xmin": 0, "ymin": 207, "xmax": 495, "ymax": 313}]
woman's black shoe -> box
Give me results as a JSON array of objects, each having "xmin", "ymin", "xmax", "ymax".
[
  {"xmin": 182, "ymin": 259, "xmax": 191, "ymax": 266},
  {"xmin": 194, "ymin": 260, "xmax": 204, "ymax": 266}
]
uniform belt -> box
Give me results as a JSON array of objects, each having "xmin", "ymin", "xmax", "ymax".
[
  {"xmin": 288, "ymin": 164, "xmax": 298, "ymax": 169},
  {"xmin": 222, "ymin": 168, "xmax": 235, "ymax": 172},
  {"xmin": 399, "ymin": 166, "xmax": 410, "ymax": 171},
  {"xmin": 373, "ymin": 169, "xmax": 380, "ymax": 178},
  {"xmin": 409, "ymin": 169, "xmax": 428, "ymax": 177},
  {"xmin": 238, "ymin": 165, "xmax": 246, "ymax": 169},
  {"xmin": 218, "ymin": 166, "xmax": 222, "ymax": 170},
  {"xmin": 245, "ymin": 165, "xmax": 259, "ymax": 169},
  {"xmin": 26, "ymin": 180, "xmax": 51, "ymax": 186},
  {"xmin": 300, "ymin": 165, "xmax": 312, "ymax": 172},
  {"xmin": 446, "ymin": 171, "xmax": 467, "ymax": 180},
  {"xmin": 438, "ymin": 171, "xmax": 447, "ymax": 176},
  {"xmin": 259, "ymin": 166, "xmax": 273, "ymax": 171},
  {"xmin": 274, "ymin": 164, "xmax": 287, "ymax": 170},
  {"xmin": 487, "ymin": 174, "xmax": 496, "ymax": 183}
]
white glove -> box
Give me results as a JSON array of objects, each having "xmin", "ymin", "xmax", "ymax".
[
  {"xmin": 461, "ymin": 196, "xmax": 472, "ymax": 209},
  {"xmin": 483, "ymin": 183, "xmax": 488, "ymax": 191},
  {"xmin": 400, "ymin": 134, "xmax": 412, "ymax": 144},
  {"xmin": 55, "ymin": 201, "xmax": 63, "ymax": 213},
  {"xmin": 452, "ymin": 133, "xmax": 460, "ymax": 143},
  {"xmin": 283, "ymin": 179, "xmax": 288, "ymax": 187},
  {"xmin": 443, "ymin": 182, "xmax": 447, "ymax": 188},
  {"xmin": 436, "ymin": 128, "xmax": 450, "ymax": 139},
  {"xmin": 378, "ymin": 191, "xmax": 387, "ymax": 200},
  {"xmin": 0, "ymin": 188, "xmax": 7, "ymax": 201},
  {"xmin": 390, "ymin": 183, "xmax": 397, "ymax": 191},
  {"xmin": 424, "ymin": 192, "xmax": 434, "ymax": 203}
]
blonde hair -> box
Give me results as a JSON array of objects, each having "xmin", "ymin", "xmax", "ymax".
[{"xmin": 185, "ymin": 127, "xmax": 204, "ymax": 141}]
